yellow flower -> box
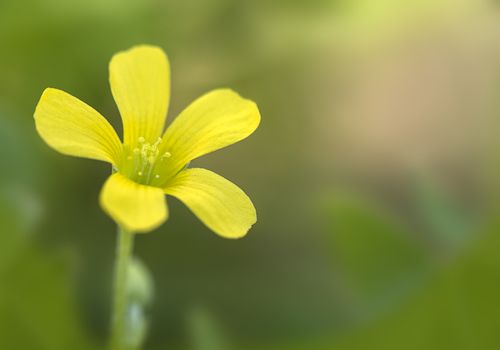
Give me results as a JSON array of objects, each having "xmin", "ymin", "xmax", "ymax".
[{"xmin": 34, "ymin": 45, "xmax": 260, "ymax": 238}]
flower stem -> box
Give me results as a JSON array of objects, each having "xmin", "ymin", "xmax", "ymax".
[{"xmin": 110, "ymin": 225, "xmax": 135, "ymax": 350}]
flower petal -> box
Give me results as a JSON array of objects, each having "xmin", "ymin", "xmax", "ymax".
[
  {"xmin": 100, "ymin": 173, "xmax": 168, "ymax": 233},
  {"xmin": 109, "ymin": 45, "xmax": 170, "ymax": 146},
  {"xmin": 34, "ymin": 88, "xmax": 122, "ymax": 164},
  {"xmin": 164, "ymin": 168, "xmax": 256, "ymax": 239},
  {"xmin": 158, "ymin": 89, "xmax": 260, "ymax": 181}
]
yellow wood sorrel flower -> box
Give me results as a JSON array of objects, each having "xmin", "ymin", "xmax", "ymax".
[{"xmin": 34, "ymin": 45, "xmax": 260, "ymax": 238}]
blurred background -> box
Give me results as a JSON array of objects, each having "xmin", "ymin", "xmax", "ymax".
[{"xmin": 2, "ymin": 0, "xmax": 500, "ymax": 349}]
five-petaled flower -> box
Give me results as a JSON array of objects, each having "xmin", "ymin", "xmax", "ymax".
[{"xmin": 34, "ymin": 45, "xmax": 260, "ymax": 238}]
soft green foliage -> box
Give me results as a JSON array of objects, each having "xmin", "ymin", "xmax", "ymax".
[
  {"xmin": 332, "ymin": 222, "xmax": 500, "ymax": 350},
  {"xmin": 0, "ymin": 109, "xmax": 93, "ymax": 349},
  {"xmin": 187, "ymin": 307, "xmax": 230, "ymax": 350},
  {"xmin": 255, "ymin": 199, "xmax": 500, "ymax": 350},
  {"xmin": 321, "ymin": 192, "xmax": 429, "ymax": 315},
  {"xmin": 0, "ymin": 203, "xmax": 93, "ymax": 350},
  {"xmin": 411, "ymin": 170, "xmax": 474, "ymax": 250}
]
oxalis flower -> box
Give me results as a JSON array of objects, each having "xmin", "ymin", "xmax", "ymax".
[{"xmin": 34, "ymin": 45, "xmax": 260, "ymax": 238}]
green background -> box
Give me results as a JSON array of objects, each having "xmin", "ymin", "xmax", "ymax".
[{"xmin": 1, "ymin": 0, "xmax": 500, "ymax": 349}]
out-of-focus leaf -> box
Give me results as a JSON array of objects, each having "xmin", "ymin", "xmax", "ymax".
[
  {"xmin": 0, "ymin": 184, "xmax": 95, "ymax": 349},
  {"xmin": 0, "ymin": 242, "xmax": 96, "ymax": 350},
  {"xmin": 321, "ymin": 192, "xmax": 429, "ymax": 316},
  {"xmin": 0, "ymin": 110, "xmax": 43, "ymax": 185},
  {"xmin": 331, "ymin": 220, "xmax": 500, "ymax": 350},
  {"xmin": 187, "ymin": 306, "xmax": 230, "ymax": 350},
  {"xmin": 411, "ymin": 170, "xmax": 474, "ymax": 251},
  {"xmin": 260, "ymin": 220, "xmax": 500, "ymax": 350}
]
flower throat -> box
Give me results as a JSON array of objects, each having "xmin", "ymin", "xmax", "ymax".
[{"xmin": 121, "ymin": 136, "xmax": 171, "ymax": 185}]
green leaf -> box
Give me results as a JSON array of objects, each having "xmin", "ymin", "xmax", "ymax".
[
  {"xmin": 187, "ymin": 306, "xmax": 230, "ymax": 350},
  {"xmin": 321, "ymin": 192, "xmax": 429, "ymax": 315},
  {"xmin": 0, "ymin": 192, "xmax": 95, "ymax": 349}
]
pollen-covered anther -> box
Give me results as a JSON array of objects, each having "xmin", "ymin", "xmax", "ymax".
[
  {"xmin": 125, "ymin": 136, "xmax": 171, "ymax": 184},
  {"xmin": 134, "ymin": 136, "xmax": 162, "ymax": 163}
]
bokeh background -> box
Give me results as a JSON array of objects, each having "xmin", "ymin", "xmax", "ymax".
[{"xmin": 2, "ymin": 0, "xmax": 500, "ymax": 349}]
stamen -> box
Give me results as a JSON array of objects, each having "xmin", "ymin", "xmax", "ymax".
[{"xmin": 126, "ymin": 136, "xmax": 171, "ymax": 185}]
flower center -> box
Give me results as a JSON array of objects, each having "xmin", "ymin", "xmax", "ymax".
[{"xmin": 121, "ymin": 136, "xmax": 171, "ymax": 186}]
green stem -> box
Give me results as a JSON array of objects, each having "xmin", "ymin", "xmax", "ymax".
[{"xmin": 110, "ymin": 226, "xmax": 135, "ymax": 350}]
